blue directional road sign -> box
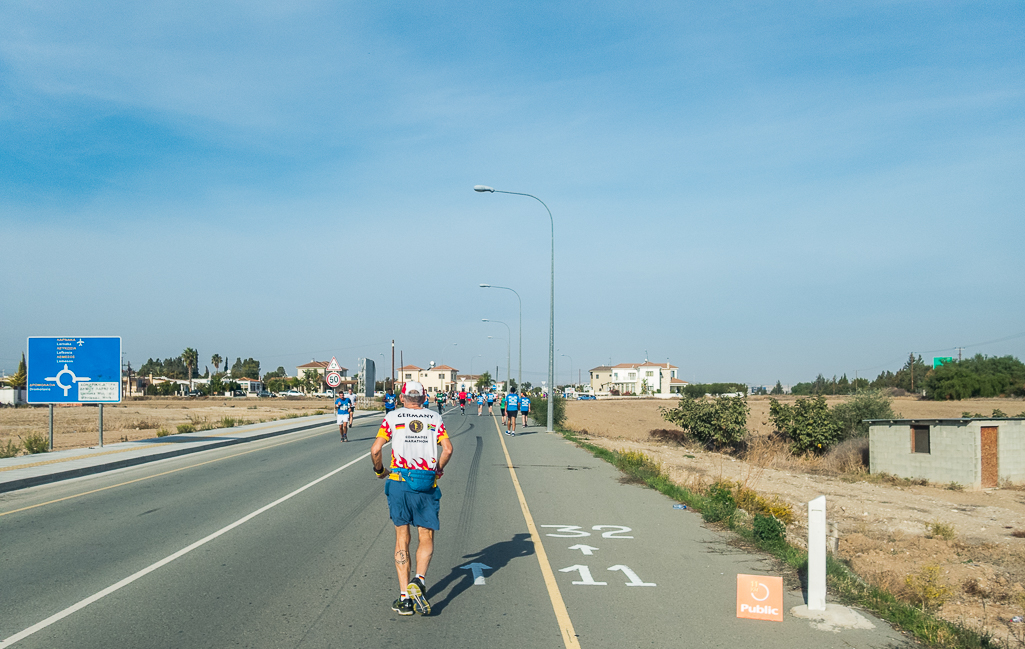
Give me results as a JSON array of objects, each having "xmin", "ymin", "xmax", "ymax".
[{"xmin": 27, "ymin": 337, "xmax": 122, "ymax": 404}]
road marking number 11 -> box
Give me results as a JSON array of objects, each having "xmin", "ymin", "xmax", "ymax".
[{"xmin": 560, "ymin": 565, "xmax": 656, "ymax": 587}]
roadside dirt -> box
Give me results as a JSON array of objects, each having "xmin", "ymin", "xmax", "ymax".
[{"xmin": 566, "ymin": 397, "xmax": 1025, "ymax": 646}]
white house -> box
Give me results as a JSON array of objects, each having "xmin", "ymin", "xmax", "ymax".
[{"xmin": 589, "ymin": 362, "xmax": 683, "ymax": 396}]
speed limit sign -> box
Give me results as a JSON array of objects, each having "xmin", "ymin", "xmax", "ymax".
[{"xmin": 326, "ymin": 372, "xmax": 342, "ymax": 388}]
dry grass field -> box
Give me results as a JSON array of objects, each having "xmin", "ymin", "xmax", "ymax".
[
  {"xmin": 0, "ymin": 396, "xmax": 344, "ymax": 453},
  {"xmin": 565, "ymin": 396, "xmax": 1025, "ymax": 646}
]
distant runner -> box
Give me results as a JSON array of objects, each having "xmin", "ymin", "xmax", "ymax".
[
  {"xmin": 371, "ymin": 381, "xmax": 453, "ymax": 617},
  {"xmin": 436, "ymin": 391, "xmax": 444, "ymax": 415},
  {"xmin": 334, "ymin": 392, "xmax": 353, "ymax": 442},
  {"xmin": 458, "ymin": 389, "xmax": 467, "ymax": 415},
  {"xmin": 505, "ymin": 390, "xmax": 519, "ymax": 436},
  {"xmin": 486, "ymin": 392, "xmax": 495, "ymax": 415},
  {"xmin": 384, "ymin": 389, "xmax": 397, "ymax": 414},
  {"xmin": 519, "ymin": 392, "xmax": 531, "ymax": 426},
  {"xmin": 476, "ymin": 392, "xmax": 484, "ymax": 416}
]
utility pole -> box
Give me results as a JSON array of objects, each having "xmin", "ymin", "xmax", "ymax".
[
  {"xmin": 391, "ymin": 340, "xmax": 395, "ymax": 392},
  {"xmin": 956, "ymin": 347, "xmax": 964, "ymax": 361}
]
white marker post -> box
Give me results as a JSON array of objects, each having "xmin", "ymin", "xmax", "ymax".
[{"xmin": 808, "ymin": 496, "xmax": 827, "ymax": 611}]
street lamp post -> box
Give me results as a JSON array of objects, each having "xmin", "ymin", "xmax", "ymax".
[
  {"xmin": 480, "ymin": 284, "xmax": 521, "ymax": 393},
  {"xmin": 483, "ymin": 319, "xmax": 511, "ymax": 391},
  {"xmin": 561, "ymin": 353, "xmax": 573, "ymax": 389},
  {"xmin": 475, "ymin": 185, "xmax": 555, "ymax": 432}
]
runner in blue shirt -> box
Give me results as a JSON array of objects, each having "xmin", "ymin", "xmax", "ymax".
[
  {"xmin": 384, "ymin": 389, "xmax": 397, "ymax": 414},
  {"xmin": 519, "ymin": 392, "xmax": 531, "ymax": 426},
  {"xmin": 476, "ymin": 392, "xmax": 484, "ymax": 416},
  {"xmin": 486, "ymin": 392, "xmax": 495, "ymax": 415},
  {"xmin": 335, "ymin": 393, "xmax": 353, "ymax": 442},
  {"xmin": 504, "ymin": 390, "xmax": 519, "ymax": 436}
]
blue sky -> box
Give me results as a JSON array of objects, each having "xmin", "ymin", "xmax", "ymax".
[{"xmin": 2, "ymin": 1, "xmax": 1023, "ymax": 387}]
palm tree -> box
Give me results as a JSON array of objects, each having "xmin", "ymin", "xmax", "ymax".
[
  {"xmin": 182, "ymin": 348, "xmax": 198, "ymax": 391},
  {"xmin": 211, "ymin": 354, "xmax": 222, "ymax": 374}
]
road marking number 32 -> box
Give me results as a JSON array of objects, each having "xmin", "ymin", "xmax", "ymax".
[{"xmin": 541, "ymin": 525, "xmax": 633, "ymax": 538}]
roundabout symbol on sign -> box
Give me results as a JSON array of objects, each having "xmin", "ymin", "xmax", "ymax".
[{"xmin": 326, "ymin": 372, "xmax": 342, "ymax": 388}]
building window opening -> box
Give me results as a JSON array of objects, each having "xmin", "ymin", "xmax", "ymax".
[{"xmin": 911, "ymin": 425, "xmax": 931, "ymax": 454}]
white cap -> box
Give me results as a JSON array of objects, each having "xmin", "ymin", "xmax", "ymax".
[{"xmin": 402, "ymin": 381, "xmax": 425, "ymax": 396}]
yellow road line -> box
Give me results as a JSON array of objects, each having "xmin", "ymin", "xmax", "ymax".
[
  {"xmin": 492, "ymin": 417, "xmax": 581, "ymax": 649},
  {"xmin": 0, "ymin": 415, "xmax": 377, "ymax": 518}
]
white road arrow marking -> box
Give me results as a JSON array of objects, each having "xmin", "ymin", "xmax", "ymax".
[
  {"xmin": 608, "ymin": 565, "xmax": 657, "ymax": 587},
  {"xmin": 568, "ymin": 544, "xmax": 599, "ymax": 555},
  {"xmin": 559, "ymin": 565, "xmax": 607, "ymax": 585},
  {"xmin": 460, "ymin": 563, "xmax": 492, "ymax": 585}
]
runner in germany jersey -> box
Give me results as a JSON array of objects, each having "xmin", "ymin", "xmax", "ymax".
[{"xmin": 376, "ymin": 406, "xmax": 449, "ymax": 482}]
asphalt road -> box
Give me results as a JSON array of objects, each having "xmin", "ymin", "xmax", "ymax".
[{"xmin": 0, "ymin": 406, "xmax": 912, "ymax": 648}]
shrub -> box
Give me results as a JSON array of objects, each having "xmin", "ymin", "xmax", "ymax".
[
  {"xmin": 753, "ymin": 514, "xmax": 786, "ymax": 545},
  {"xmin": 735, "ymin": 486, "xmax": 795, "ymax": 525},
  {"xmin": 702, "ymin": 481, "xmax": 737, "ymax": 523},
  {"xmin": 156, "ymin": 428, "xmax": 171, "ymax": 437},
  {"xmin": 926, "ymin": 520, "xmax": 956, "ymax": 541},
  {"xmin": 0, "ymin": 439, "xmax": 20, "ymax": 458},
  {"xmin": 659, "ymin": 396, "xmax": 748, "ymax": 450},
  {"xmin": 22, "ymin": 433, "xmax": 49, "ymax": 454},
  {"xmin": 176, "ymin": 423, "xmax": 196, "ymax": 434},
  {"xmin": 769, "ymin": 395, "xmax": 841, "ymax": 454},
  {"xmin": 220, "ymin": 416, "xmax": 242, "ymax": 428},
  {"xmin": 616, "ymin": 450, "xmax": 661, "ymax": 481},
  {"xmin": 531, "ymin": 395, "xmax": 566, "ymax": 428},
  {"xmin": 830, "ymin": 391, "xmax": 895, "ymax": 439},
  {"xmin": 905, "ymin": 565, "xmax": 951, "ymax": 611}
]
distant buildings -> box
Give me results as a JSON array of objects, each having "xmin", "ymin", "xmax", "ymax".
[
  {"xmin": 397, "ymin": 364, "xmax": 459, "ymax": 393},
  {"xmin": 588, "ymin": 362, "xmax": 686, "ymax": 396}
]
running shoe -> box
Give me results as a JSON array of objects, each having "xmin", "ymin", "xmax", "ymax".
[
  {"xmin": 391, "ymin": 597, "xmax": 414, "ymax": 616},
  {"xmin": 406, "ymin": 577, "xmax": 431, "ymax": 615}
]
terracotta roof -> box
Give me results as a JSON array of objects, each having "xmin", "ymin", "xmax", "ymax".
[
  {"xmin": 297, "ymin": 361, "xmax": 329, "ymax": 368},
  {"xmin": 611, "ymin": 362, "xmax": 677, "ymax": 369},
  {"xmin": 397, "ymin": 365, "xmax": 423, "ymax": 371},
  {"xmin": 589, "ymin": 366, "xmax": 613, "ymax": 372},
  {"xmin": 432, "ymin": 365, "xmax": 458, "ymax": 371},
  {"xmin": 670, "ymin": 377, "xmax": 689, "ymax": 384}
]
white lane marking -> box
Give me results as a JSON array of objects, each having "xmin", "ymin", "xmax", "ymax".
[
  {"xmin": 592, "ymin": 525, "xmax": 633, "ymax": 538},
  {"xmin": 568, "ymin": 544, "xmax": 599, "ymax": 555},
  {"xmin": 608, "ymin": 565, "xmax": 657, "ymax": 587},
  {"xmin": 460, "ymin": 562, "xmax": 492, "ymax": 585},
  {"xmin": 0, "ymin": 450, "xmax": 376, "ymax": 648},
  {"xmin": 559, "ymin": 565, "xmax": 607, "ymax": 585},
  {"xmin": 541, "ymin": 524, "xmax": 590, "ymax": 537}
]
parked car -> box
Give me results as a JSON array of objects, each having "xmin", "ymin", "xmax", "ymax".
[
  {"xmin": 258, "ymin": 390, "xmax": 273, "ymax": 398},
  {"xmin": 231, "ymin": 390, "xmax": 246, "ymax": 397},
  {"xmin": 188, "ymin": 390, "xmax": 201, "ymax": 397},
  {"xmin": 284, "ymin": 389, "xmax": 304, "ymax": 398},
  {"xmin": 577, "ymin": 394, "xmax": 597, "ymax": 400}
]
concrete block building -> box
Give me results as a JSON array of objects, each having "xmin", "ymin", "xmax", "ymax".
[{"xmin": 869, "ymin": 418, "xmax": 1025, "ymax": 489}]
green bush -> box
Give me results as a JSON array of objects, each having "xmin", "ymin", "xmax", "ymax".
[
  {"xmin": 156, "ymin": 428, "xmax": 171, "ymax": 437},
  {"xmin": 660, "ymin": 395, "xmax": 748, "ymax": 449},
  {"xmin": 21, "ymin": 433, "xmax": 50, "ymax": 454},
  {"xmin": 924, "ymin": 354, "xmax": 1025, "ymax": 400},
  {"xmin": 702, "ymin": 482, "xmax": 737, "ymax": 523},
  {"xmin": 753, "ymin": 514, "xmax": 786, "ymax": 545},
  {"xmin": 0, "ymin": 439, "xmax": 20, "ymax": 458},
  {"xmin": 830, "ymin": 391, "xmax": 895, "ymax": 439},
  {"xmin": 176, "ymin": 423, "xmax": 196, "ymax": 434},
  {"xmin": 681, "ymin": 382, "xmax": 748, "ymax": 398},
  {"xmin": 531, "ymin": 395, "xmax": 565, "ymax": 428},
  {"xmin": 769, "ymin": 395, "xmax": 841, "ymax": 454},
  {"xmin": 220, "ymin": 416, "xmax": 242, "ymax": 428}
]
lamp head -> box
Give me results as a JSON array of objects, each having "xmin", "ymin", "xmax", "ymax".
[
  {"xmin": 482, "ymin": 318, "xmax": 489, "ymax": 322},
  {"xmin": 479, "ymin": 283, "xmax": 490, "ymax": 288},
  {"xmin": 474, "ymin": 185, "xmax": 495, "ymax": 193}
]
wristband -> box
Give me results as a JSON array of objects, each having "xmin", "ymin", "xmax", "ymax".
[{"xmin": 374, "ymin": 466, "xmax": 386, "ymax": 475}]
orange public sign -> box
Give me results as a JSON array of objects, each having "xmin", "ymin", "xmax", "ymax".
[{"xmin": 736, "ymin": 574, "xmax": 784, "ymax": 622}]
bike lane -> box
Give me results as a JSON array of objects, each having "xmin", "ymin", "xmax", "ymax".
[{"xmin": 496, "ymin": 420, "xmax": 913, "ymax": 649}]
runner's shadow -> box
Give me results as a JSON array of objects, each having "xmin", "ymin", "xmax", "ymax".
[{"xmin": 429, "ymin": 533, "xmax": 534, "ymax": 614}]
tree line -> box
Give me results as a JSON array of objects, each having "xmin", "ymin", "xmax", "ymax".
[{"xmin": 784, "ymin": 353, "xmax": 1024, "ymax": 400}]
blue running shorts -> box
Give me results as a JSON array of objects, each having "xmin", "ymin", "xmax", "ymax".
[{"xmin": 385, "ymin": 479, "xmax": 442, "ymax": 530}]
